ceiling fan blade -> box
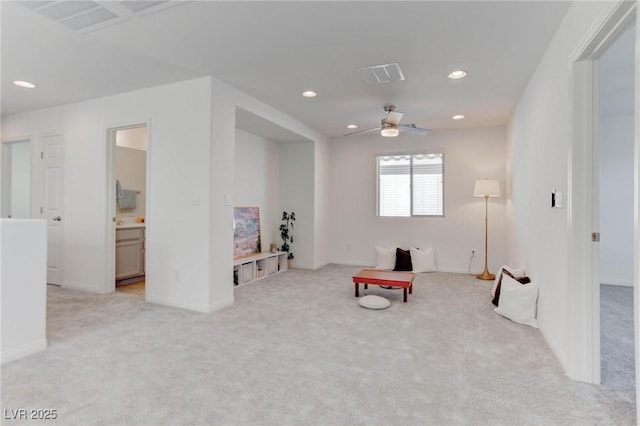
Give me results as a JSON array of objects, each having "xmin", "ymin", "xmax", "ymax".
[
  {"xmin": 386, "ymin": 111, "xmax": 404, "ymax": 125},
  {"xmin": 344, "ymin": 127, "xmax": 379, "ymax": 136},
  {"xmin": 399, "ymin": 124, "xmax": 431, "ymax": 136}
]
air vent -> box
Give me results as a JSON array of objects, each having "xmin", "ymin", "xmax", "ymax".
[
  {"xmin": 358, "ymin": 63, "xmax": 405, "ymax": 84},
  {"xmin": 17, "ymin": 1, "xmax": 186, "ymax": 33}
]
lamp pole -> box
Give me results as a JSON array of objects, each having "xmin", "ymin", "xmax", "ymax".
[{"xmin": 477, "ymin": 194, "xmax": 495, "ymax": 280}]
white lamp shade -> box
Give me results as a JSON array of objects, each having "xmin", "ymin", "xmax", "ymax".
[{"xmin": 474, "ymin": 179, "xmax": 501, "ymax": 197}]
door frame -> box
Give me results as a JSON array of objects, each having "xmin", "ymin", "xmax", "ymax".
[
  {"xmin": 104, "ymin": 119, "xmax": 151, "ymax": 294},
  {"xmin": 567, "ymin": 0, "xmax": 638, "ymax": 391}
]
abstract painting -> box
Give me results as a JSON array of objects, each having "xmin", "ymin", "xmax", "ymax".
[{"xmin": 233, "ymin": 207, "xmax": 261, "ymax": 258}]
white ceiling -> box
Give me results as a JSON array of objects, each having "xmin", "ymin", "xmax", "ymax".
[{"xmin": 2, "ymin": 1, "xmax": 573, "ymax": 139}]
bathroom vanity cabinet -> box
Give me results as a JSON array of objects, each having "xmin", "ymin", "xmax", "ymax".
[{"xmin": 116, "ymin": 226, "xmax": 145, "ymax": 281}]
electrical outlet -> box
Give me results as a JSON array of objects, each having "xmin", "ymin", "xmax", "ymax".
[
  {"xmin": 345, "ymin": 243, "xmax": 352, "ymax": 251},
  {"xmin": 175, "ymin": 270, "xmax": 182, "ymax": 283}
]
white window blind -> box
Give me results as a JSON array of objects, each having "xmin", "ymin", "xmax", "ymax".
[{"xmin": 377, "ymin": 154, "xmax": 444, "ymax": 217}]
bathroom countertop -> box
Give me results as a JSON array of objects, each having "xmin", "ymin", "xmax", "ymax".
[{"xmin": 116, "ymin": 223, "xmax": 145, "ymax": 229}]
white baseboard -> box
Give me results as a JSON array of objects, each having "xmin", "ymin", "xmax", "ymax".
[
  {"xmin": 146, "ymin": 294, "xmax": 234, "ymax": 314},
  {"xmin": 435, "ymin": 266, "xmax": 472, "ymax": 274},
  {"xmin": 146, "ymin": 295, "xmax": 211, "ymax": 313},
  {"xmin": 328, "ymin": 260, "xmax": 472, "ymax": 275},
  {"xmin": 329, "ymin": 259, "xmax": 372, "ymax": 268},
  {"xmin": 538, "ymin": 318, "xmax": 568, "ymax": 373},
  {"xmin": 311, "ymin": 261, "xmax": 331, "ymax": 270},
  {"xmin": 1, "ymin": 338, "xmax": 48, "ymax": 365},
  {"xmin": 289, "ymin": 262, "xmax": 315, "ymax": 270},
  {"xmin": 209, "ymin": 296, "xmax": 235, "ymax": 312},
  {"xmin": 600, "ymin": 279, "xmax": 633, "ymax": 287},
  {"xmin": 62, "ymin": 281, "xmax": 100, "ymax": 293}
]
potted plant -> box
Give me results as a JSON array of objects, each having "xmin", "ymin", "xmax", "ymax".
[{"xmin": 279, "ymin": 211, "xmax": 296, "ymax": 261}]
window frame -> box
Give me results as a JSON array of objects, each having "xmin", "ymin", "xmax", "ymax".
[{"xmin": 376, "ymin": 152, "xmax": 445, "ymax": 218}]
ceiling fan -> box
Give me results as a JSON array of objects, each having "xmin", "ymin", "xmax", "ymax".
[{"xmin": 345, "ymin": 105, "xmax": 431, "ymax": 137}]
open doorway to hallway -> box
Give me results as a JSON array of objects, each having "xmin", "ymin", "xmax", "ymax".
[
  {"xmin": 598, "ymin": 22, "xmax": 636, "ymax": 395},
  {"xmin": 1, "ymin": 139, "xmax": 31, "ymax": 219}
]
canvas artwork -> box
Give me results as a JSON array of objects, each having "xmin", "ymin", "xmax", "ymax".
[{"xmin": 234, "ymin": 207, "xmax": 261, "ymax": 258}]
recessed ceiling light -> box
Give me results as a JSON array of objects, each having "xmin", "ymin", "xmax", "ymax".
[
  {"xmin": 347, "ymin": 124, "xmax": 358, "ymax": 129},
  {"xmin": 452, "ymin": 114, "xmax": 465, "ymax": 120},
  {"xmin": 447, "ymin": 70, "xmax": 467, "ymax": 80},
  {"xmin": 14, "ymin": 80, "xmax": 36, "ymax": 89},
  {"xmin": 302, "ymin": 90, "xmax": 317, "ymax": 98}
]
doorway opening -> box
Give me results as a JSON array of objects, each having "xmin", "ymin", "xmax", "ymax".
[
  {"xmin": 1, "ymin": 138, "xmax": 31, "ymax": 219},
  {"xmin": 597, "ymin": 22, "xmax": 636, "ymax": 394},
  {"xmin": 107, "ymin": 124, "xmax": 148, "ymax": 297},
  {"xmin": 567, "ymin": 1, "xmax": 637, "ymax": 395}
]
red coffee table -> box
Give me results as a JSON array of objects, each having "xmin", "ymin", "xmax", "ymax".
[{"xmin": 352, "ymin": 269, "xmax": 415, "ymax": 302}]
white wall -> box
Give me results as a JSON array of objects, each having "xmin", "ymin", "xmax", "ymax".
[
  {"xmin": 599, "ymin": 114, "xmax": 634, "ymax": 286},
  {"xmin": 1, "ymin": 77, "xmax": 214, "ymax": 313},
  {"xmin": 313, "ymin": 138, "xmax": 332, "ymax": 269},
  {"xmin": 116, "ymin": 146, "xmax": 146, "ymax": 218},
  {"xmin": 1, "ymin": 74, "xmax": 334, "ymax": 314},
  {"xmin": 233, "ymin": 131, "xmax": 323, "ymax": 270},
  {"xmin": 280, "ymin": 141, "xmax": 315, "ymax": 268},
  {"xmin": 506, "ymin": 1, "xmax": 620, "ymax": 380},
  {"xmin": 116, "ymin": 126, "xmax": 148, "ymax": 151},
  {"xmin": 207, "ymin": 77, "xmax": 331, "ymax": 308},
  {"xmin": 330, "ymin": 127, "xmax": 506, "ymax": 273},
  {"xmin": 234, "ymin": 129, "xmax": 281, "ymax": 248},
  {"xmin": 1, "ymin": 219, "xmax": 47, "ymax": 364},
  {"xmin": 205, "ymin": 78, "xmax": 331, "ymax": 298}
]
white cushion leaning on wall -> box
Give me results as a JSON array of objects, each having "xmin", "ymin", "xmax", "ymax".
[
  {"xmin": 491, "ymin": 265, "xmax": 526, "ymax": 297},
  {"xmin": 494, "ymin": 274, "xmax": 539, "ymax": 328},
  {"xmin": 410, "ymin": 247, "xmax": 436, "ymax": 273},
  {"xmin": 374, "ymin": 246, "xmax": 396, "ymax": 270}
]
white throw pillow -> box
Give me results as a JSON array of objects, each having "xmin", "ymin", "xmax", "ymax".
[
  {"xmin": 492, "ymin": 265, "xmax": 526, "ymax": 297},
  {"xmin": 410, "ymin": 247, "xmax": 436, "ymax": 273},
  {"xmin": 494, "ymin": 274, "xmax": 539, "ymax": 328},
  {"xmin": 374, "ymin": 246, "xmax": 396, "ymax": 270}
]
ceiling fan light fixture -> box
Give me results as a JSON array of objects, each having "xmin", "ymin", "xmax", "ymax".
[
  {"xmin": 381, "ymin": 127, "xmax": 399, "ymax": 137},
  {"xmin": 452, "ymin": 114, "xmax": 465, "ymax": 120},
  {"xmin": 346, "ymin": 124, "xmax": 358, "ymax": 129},
  {"xmin": 302, "ymin": 90, "xmax": 317, "ymax": 98}
]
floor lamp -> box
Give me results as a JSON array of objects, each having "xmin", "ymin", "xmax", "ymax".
[{"xmin": 474, "ymin": 179, "xmax": 501, "ymax": 280}]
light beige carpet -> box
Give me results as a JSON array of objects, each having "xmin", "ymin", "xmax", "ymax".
[{"xmin": 1, "ymin": 265, "xmax": 635, "ymax": 425}]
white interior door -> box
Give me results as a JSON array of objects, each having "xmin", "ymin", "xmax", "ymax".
[{"xmin": 43, "ymin": 134, "xmax": 64, "ymax": 285}]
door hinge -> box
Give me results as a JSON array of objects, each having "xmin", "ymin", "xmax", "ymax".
[
  {"xmin": 40, "ymin": 207, "xmax": 43, "ymax": 214},
  {"xmin": 592, "ymin": 232, "xmax": 600, "ymax": 242},
  {"xmin": 40, "ymin": 151, "xmax": 43, "ymax": 159}
]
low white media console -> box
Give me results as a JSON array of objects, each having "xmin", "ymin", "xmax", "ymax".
[{"xmin": 233, "ymin": 251, "xmax": 288, "ymax": 286}]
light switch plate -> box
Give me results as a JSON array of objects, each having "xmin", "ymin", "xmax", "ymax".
[
  {"xmin": 551, "ymin": 189, "xmax": 563, "ymax": 208},
  {"xmin": 555, "ymin": 191, "xmax": 563, "ymax": 208}
]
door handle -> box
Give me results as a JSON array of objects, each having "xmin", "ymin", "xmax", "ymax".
[{"xmin": 53, "ymin": 216, "xmax": 62, "ymax": 221}]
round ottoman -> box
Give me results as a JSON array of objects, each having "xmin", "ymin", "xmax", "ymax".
[{"xmin": 359, "ymin": 295, "xmax": 391, "ymax": 310}]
